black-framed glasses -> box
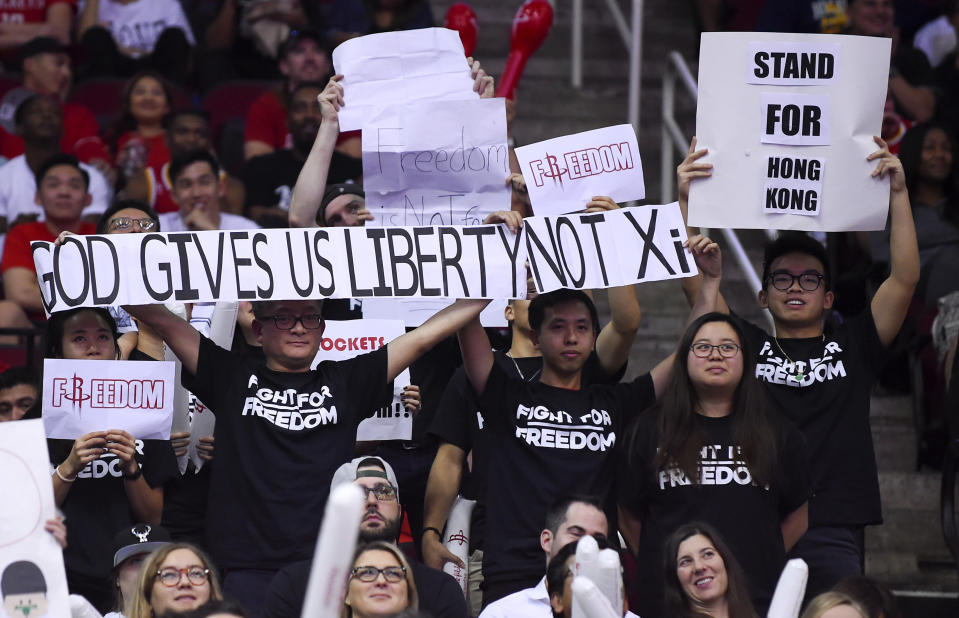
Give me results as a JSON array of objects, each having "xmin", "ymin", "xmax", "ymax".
[
  {"xmin": 351, "ymin": 566, "xmax": 406, "ymax": 583},
  {"xmin": 261, "ymin": 314, "xmax": 322, "ymax": 330},
  {"xmin": 689, "ymin": 342, "xmax": 741, "ymax": 358},
  {"xmin": 155, "ymin": 567, "xmax": 209, "ymax": 587},
  {"xmin": 359, "ymin": 483, "xmax": 397, "ymax": 501},
  {"xmin": 767, "ymin": 271, "xmax": 824, "ymax": 292},
  {"xmin": 109, "ymin": 217, "xmax": 156, "ymax": 231}
]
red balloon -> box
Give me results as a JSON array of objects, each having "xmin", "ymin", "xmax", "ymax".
[
  {"xmin": 444, "ymin": 3, "xmax": 479, "ymax": 57},
  {"xmin": 495, "ymin": 0, "xmax": 554, "ymax": 99}
]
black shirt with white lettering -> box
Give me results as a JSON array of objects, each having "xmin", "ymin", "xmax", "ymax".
[
  {"xmin": 739, "ymin": 311, "xmax": 884, "ymax": 526},
  {"xmin": 48, "ymin": 438, "xmax": 178, "ymax": 579},
  {"xmin": 429, "ymin": 350, "xmax": 622, "ymax": 552},
  {"xmin": 621, "ymin": 412, "xmax": 810, "ymax": 618},
  {"xmin": 476, "ymin": 361, "xmax": 654, "ymax": 590},
  {"xmin": 183, "ymin": 336, "xmax": 392, "ymax": 569}
]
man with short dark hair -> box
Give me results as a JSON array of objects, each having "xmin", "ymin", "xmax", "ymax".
[
  {"xmin": 262, "ymin": 456, "xmax": 468, "ymax": 618},
  {"xmin": 480, "ymin": 497, "xmax": 636, "ymax": 618},
  {"xmin": 159, "ymin": 149, "xmax": 257, "ymax": 232},
  {"xmin": 0, "ymin": 153, "xmax": 97, "ymax": 326},
  {"xmin": 0, "ymin": 366, "xmax": 39, "ymax": 422}
]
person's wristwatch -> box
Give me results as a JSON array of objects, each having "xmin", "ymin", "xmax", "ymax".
[{"xmin": 123, "ymin": 465, "xmax": 143, "ymax": 481}]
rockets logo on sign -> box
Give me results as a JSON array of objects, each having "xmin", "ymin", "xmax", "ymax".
[
  {"xmin": 527, "ymin": 142, "xmax": 634, "ymax": 188},
  {"xmin": 51, "ymin": 376, "xmax": 165, "ymax": 409},
  {"xmin": 447, "ymin": 529, "xmax": 468, "ymax": 547}
]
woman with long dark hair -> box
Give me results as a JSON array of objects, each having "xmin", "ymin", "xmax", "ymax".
[
  {"xmin": 663, "ymin": 522, "xmax": 757, "ymax": 618},
  {"xmin": 870, "ymin": 121, "xmax": 959, "ymax": 304},
  {"xmin": 620, "ymin": 312, "xmax": 810, "ymax": 618}
]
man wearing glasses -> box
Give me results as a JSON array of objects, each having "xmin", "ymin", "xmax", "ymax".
[
  {"xmin": 124, "ymin": 294, "xmax": 489, "ymax": 615},
  {"xmin": 263, "ymin": 456, "xmax": 468, "ymax": 618},
  {"xmin": 677, "ymin": 137, "xmax": 920, "ymax": 599},
  {"xmin": 158, "ymin": 149, "xmax": 257, "ymax": 233}
]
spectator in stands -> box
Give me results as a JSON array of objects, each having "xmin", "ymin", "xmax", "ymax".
[
  {"xmin": 77, "ymin": 0, "xmax": 195, "ymax": 85},
  {"xmin": 678, "ymin": 137, "xmax": 919, "ymax": 601},
  {"xmin": 263, "ymin": 456, "xmax": 468, "ymax": 618},
  {"xmin": 126, "ymin": 543, "xmax": 223, "ymax": 618},
  {"xmin": 0, "ymin": 153, "xmax": 100, "ymax": 330},
  {"xmin": 0, "ymin": 365, "xmax": 38, "ymax": 422},
  {"xmin": 112, "ymin": 71, "xmax": 174, "ymax": 185},
  {"xmin": 0, "ymin": 0, "xmax": 72, "ymax": 62},
  {"xmin": 184, "ymin": 599, "xmax": 250, "ymax": 618},
  {"xmin": 756, "ymin": 0, "xmax": 848, "ymax": 34},
  {"xmin": 125, "ymin": 110, "xmax": 245, "ymax": 215},
  {"xmin": 122, "ymin": 286, "xmax": 489, "ymax": 614},
  {"xmin": 46, "ymin": 306, "xmax": 178, "ymax": 611},
  {"xmin": 662, "ymin": 522, "xmax": 758, "ymax": 618},
  {"xmin": 801, "ymin": 592, "xmax": 868, "ymax": 618},
  {"xmin": 846, "ymin": 0, "xmax": 936, "ymax": 123},
  {"xmin": 244, "ymin": 28, "xmax": 332, "ymax": 160},
  {"xmin": 867, "ymin": 122, "xmax": 959, "ymax": 305},
  {"xmin": 343, "ymin": 541, "xmax": 419, "ymax": 618},
  {"xmin": 832, "ymin": 576, "xmax": 902, "ymax": 618},
  {"xmin": 0, "ymin": 37, "xmax": 112, "ymax": 174},
  {"xmin": 0, "ymin": 95, "xmax": 110, "ymax": 242},
  {"xmin": 244, "ymin": 81, "xmax": 360, "ymax": 227},
  {"xmin": 544, "ymin": 537, "xmax": 634, "ymax": 618},
  {"xmin": 326, "ymin": 0, "xmax": 433, "ymax": 47},
  {"xmin": 620, "ymin": 312, "xmax": 809, "ymax": 617},
  {"xmin": 198, "ymin": 0, "xmax": 316, "ymax": 85},
  {"xmin": 478, "ymin": 496, "xmax": 613, "ymax": 618},
  {"xmin": 161, "ymin": 149, "xmax": 257, "ymax": 232},
  {"xmin": 103, "ymin": 524, "xmax": 173, "ymax": 618},
  {"xmin": 317, "ymin": 183, "xmax": 371, "ymax": 227}
]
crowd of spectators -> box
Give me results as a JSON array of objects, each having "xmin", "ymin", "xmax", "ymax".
[{"xmin": 0, "ymin": 1, "xmax": 951, "ymax": 618}]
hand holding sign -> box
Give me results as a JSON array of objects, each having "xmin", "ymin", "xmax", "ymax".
[
  {"xmin": 867, "ymin": 135, "xmax": 904, "ymax": 191},
  {"xmin": 684, "ymin": 233, "xmax": 722, "ymax": 280},
  {"xmin": 58, "ymin": 430, "xmax": 108, "ymax": 479},
  {"xmin": 468, "ymin": 57, "xmax": 495, "ymax": 98},
  {"xmin": 319, "ymin": 75, "xmax": 345, "ymax": 126},
  {"xmin": 677, "ymin": 137, "xmax": 712, "ymax": 206},
  {"xmin": 104, "ymin": 429, "xmax": 140, "ymax": 477}
]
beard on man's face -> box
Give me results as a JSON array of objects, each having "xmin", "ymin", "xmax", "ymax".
[{"xmin": 358, "ymin": 506, "xmax": 402, "ymax": 543}]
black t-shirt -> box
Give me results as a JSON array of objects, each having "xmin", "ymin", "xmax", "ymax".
[
  {"xmin": 621, "ymin": 413, "xmax": 810, "ymax": 618},
  {"xmin": 739, "ymin": 311, "xmax": 885, "ymax": 526},
  {"xmin": 476, "ymin": 362, "xmax": 654, "ymax": 587},
  {"xmin": 183, "ymin": 336, "xmax": 392, "ymax": 569},
  {"xmin": 262, "ymin": 558, "xmax": 468, "ymax": 618},
  {"xmin": 429, "ymin": 350, "xmax": 622, "ymax": 551},
  {"xmin": 242, "ymin": 149, "xmax": 362, "ymax": 227},
  {"xmin": 161, "ymin": 461, "xmax": 211, "ymax": 546},
  {"xmin": 48, "ymin": 438, "xmax": 178, "ymax": 579}
]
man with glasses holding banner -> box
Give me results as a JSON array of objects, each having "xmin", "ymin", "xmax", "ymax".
[{"xmin": 123, "ymin": 293, "xmax": 489, "ymax": 616}]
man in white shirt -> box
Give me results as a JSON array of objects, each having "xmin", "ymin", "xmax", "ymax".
[
  {"xmin": 159, "ymin": 149, "xmax": 258, "ymax": 233},
  {"xmin": 479, "ymin": 496, "xmax": 613, "ymax": 618}
]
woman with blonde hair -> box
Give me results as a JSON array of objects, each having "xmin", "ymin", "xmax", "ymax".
[
  {"xmin": 126, "ymin": 543, "xmax": 222, "ymax": 618},
  {"xmin": 801, "ymin": 591, "xmax": 868, "ymax": 618},
  {"xmin": 342, "ymin": 541, "xmax": 418, "ymax": 618}
]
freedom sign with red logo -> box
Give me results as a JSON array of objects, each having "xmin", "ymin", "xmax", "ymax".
[
  {"xmin": 42, "ymin": 359, "xmax": 175, "ymax": 439},
  {"xmin": 515, "ymin": 124, "xmax": 646, "ymax": 217}
]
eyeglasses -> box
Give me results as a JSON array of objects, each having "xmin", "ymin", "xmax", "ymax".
[
  {"xmin": 359, "ymin": 483, "xmax": 397, "ymax": 501},
  {"xmin": 689, "ymin": 342, "xmax": 741, "ymax": 358},
  {"xmin": 109, "ymin": 217, "xmax": 156, "ymax": 231},
  {"xmin": 155, "ymin": 567, "xmax": 209, "ymax": 587},
  {"xmin": 350, "ymin": 566, "xmax": 406, "ymax": 583},
  {"xmin": 767, "ymin": 271, "xmax": 824, "ymax": 292},
  {"xmin": 261, "ymin": 314, "xmax": 322, "ymax": 330}
]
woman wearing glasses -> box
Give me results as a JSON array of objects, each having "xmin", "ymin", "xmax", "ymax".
[
  {"xmin": 343, "ymin": 541, "xmax": 418, "ymax": 618},
  {"xmin": 127, "ymin": 543, "xmax": 223, "ymax": 618},
  {"xmin": 619, "ymin": 313, "xmax": 811, "ymax": 618}
]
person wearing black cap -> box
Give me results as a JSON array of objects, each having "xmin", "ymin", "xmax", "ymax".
[
  {"xmin": 0, "ymin": 37, "xmax": 111, "ymax": 172},
  {"xmin": 244, "ymin": 27, "xmax": 332, "ymax": 161},
  {"xmin": 103, "ymin": 524, "xmax": 173, "ymax": 618},
  {"xmin": 243, "ymin": 79, "xmax": 361, "ymax": 228},
  {"xmin": 318, "ymin": 183, "xmax": 369, "ymax": 227}
]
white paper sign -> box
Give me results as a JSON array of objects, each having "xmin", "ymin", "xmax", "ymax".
[
  {"xmin": 689, "ymin": 32, "xmax": 891, "ymax": 231},
  {"xmin": 0, "ymin": 419, "xmax": 71, "ymax": 618},
  {"xmin": 332, "ymin": 28, "xmax": 477, "ymax": 131},
  {"xmin": 363, "ymin": 98, "xmax": 510, "ymax": 227},
  {"xmin": 525, "ymin": 203, "xmax": 694, "ymax": 293},
  {"xmin": 42, "ymin": 359, "xmax": 175, "ymax": 440},
  {"xmin": 515, "ymin": 124, "xmax": 645, "ymax": 217},
  {"xmin": 764, "ymin": 156, "xmax": 825, "ymax": 217},
  {"xmin": 362, "ymin": 297, "xmax": 509, "ymax": 327},
  {"xmin": 312, "ymin": 319, "xmax": 412, "ymax": 441}
]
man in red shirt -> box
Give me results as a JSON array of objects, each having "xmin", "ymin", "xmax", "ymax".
[
  {"xmin": 243, "ymin": 27, "xmax": 334, "ymax": 160},
  {"xmin": 0, "ymin": 37, "xmax": 111, "ymax": 175},
  {"xmin": 0, "ymin": 153, "xmax": 96, "ymax": 327}
]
